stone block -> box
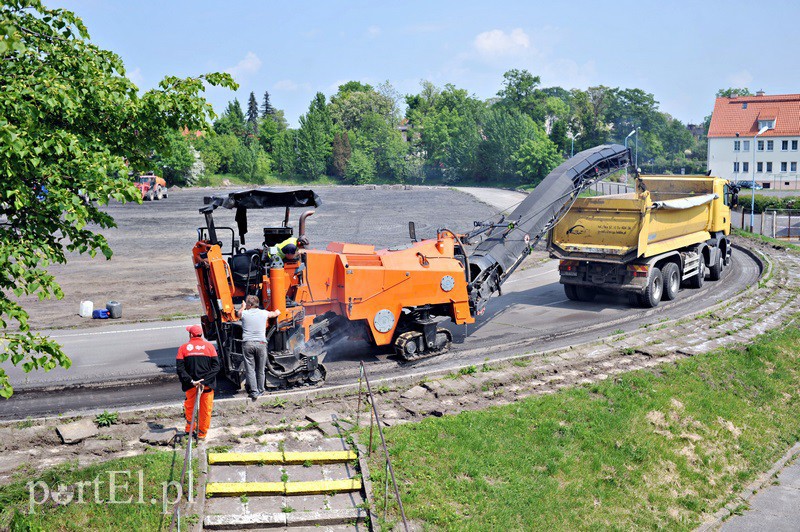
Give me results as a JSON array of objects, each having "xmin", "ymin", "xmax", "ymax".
[
  {"xmin": 83, "ymin": 439, "xmax": 122, "ymax": 455},
  {"xmin": 400, "ymin": 385, "xmax": 428, "ymax": 399},
  {"xmin": 56, "ymin": 418, "xmax": 98, "ymax": 444},
  {"xmin": 139, "ymin": 427, "xmax": 178, "ymax": 446}
]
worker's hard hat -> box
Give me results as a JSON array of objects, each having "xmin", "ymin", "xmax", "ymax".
[
  {"xmin": 282, "ymin": 243, "xmax": 297, "ymax": 255},
  {"xmin": 186, "ymin": 324, "xmax": 203, "ymax": 337}
]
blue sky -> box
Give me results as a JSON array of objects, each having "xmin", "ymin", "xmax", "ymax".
[{"xmin": 52, "ymin": 0, "xmax": 800, "ymax": 128}]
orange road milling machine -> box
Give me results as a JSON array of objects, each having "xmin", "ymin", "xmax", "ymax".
[{"xmin": 192, "ymin": 145, "xmax": 632, "ymax": 387}]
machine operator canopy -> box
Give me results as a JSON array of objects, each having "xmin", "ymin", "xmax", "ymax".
[
  {"xmin": 201, "ymin": 189, "xmax": 321, "ymax": 244},
  {"xmin": 201, "ymin": 189, "xmax": 321, "ymax": 213}
]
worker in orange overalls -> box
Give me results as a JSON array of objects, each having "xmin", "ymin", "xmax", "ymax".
[{"xmin": 176, "ymin": 325, "xmax": 220, "ymax": 440}]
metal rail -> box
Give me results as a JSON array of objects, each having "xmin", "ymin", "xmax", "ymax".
[
  {"xmin": 169, "ymin": 382, "xmax": 202, "ymax": 532},
  {"xmin": 356, "ymin": 362, "xmax": 409, "ymax": 531}
]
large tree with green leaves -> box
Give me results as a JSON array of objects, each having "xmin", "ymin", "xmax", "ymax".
[
  {"xmin": 0, "ymin": 0, "xmax": 235, "ymax": 397},
  {"xmin": 296, "ymin": 93, "xmax": 333, "ymax": 179}
]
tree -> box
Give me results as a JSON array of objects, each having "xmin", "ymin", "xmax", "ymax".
[
  {"xmin": 331, "ymin": 131, "xmax": 351, "ymax": 179},
  {"xmin": 154, "ymin": 130, "xmax": 195, "ymax": 185},
  {"xmin": 497, "ymin": 69, "xmax": 542, "ymax": 118},
  {"xmin": 0, "ymin": 0, "xmax": 235, "ymax": 397},
  {"xmin": 716, "ymin": 88, "xmax": 752, "ymax": 98},
  {"xmin": 261, "ymin": 90, "xmax": 275, "ymax": 117},
  {"xmin": 512, "ymin": 133, "xmax": 563, "ymax": 185},
  {"xmin": 296, "ymin": 92, "xmax": 332, "ymax": 179},
  {"xmin": 246, "ymin": 91, "xmax": 259, "ymax": 136},
  {"xmin": 214, "ymin": 99, "xmax": 246, "ymax": 139},
  {"xmin": 344, "ymin": 149, "xmax": 376, "ymax": 184},
  {"xmin": 478, "ymin": 108, "xmax": 538, "ymax": 181}
]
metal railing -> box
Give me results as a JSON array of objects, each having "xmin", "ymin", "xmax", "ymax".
[
  {"xmin": 169, "ymin": 383, "xmax": 201, "ymax": 532},
  {"xmin": 356, "ymin": 362, "xmax": 409, "ymax": 531}
]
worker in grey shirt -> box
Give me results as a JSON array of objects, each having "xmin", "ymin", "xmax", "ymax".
[{"xmin": 238, "ymin": 295, "xmax": 280, "ymax": 400}]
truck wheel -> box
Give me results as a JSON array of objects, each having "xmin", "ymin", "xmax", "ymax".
[
  {"xmin": 576, "ymin": 286, "xmax": 597, "ymax": 302},
  {"xmin": 661, "ymin": 263, "xmax": 680, "ymax": 301},
  {"xmin": 564, "ymin": 284, "xmax": 579, "ymax": 301},
  {"xmin": 156, "ymin": 187, "xmax": 163, "ymax": 200},
  {"xmin": 708, "ymin": 250, "xmax": 723, "ymax": 281},
  {"xmin": 689, "ymin": 260, "xmax": 705, "ymax": 289},
  {"xmin": 146, "ymin": 191, "xmax": 154, "ymax": 201},
  {"xmin": 639, "ymin": 267, "xmax": 663, "ymax": 308}
]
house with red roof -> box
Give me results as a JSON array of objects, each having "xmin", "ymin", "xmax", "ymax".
[{"xmin": 708, "ymin": 92, "xmax": 800, "ymax": 190}]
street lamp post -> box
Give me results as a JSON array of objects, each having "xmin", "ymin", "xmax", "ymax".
[
  {"xmin": 624, "ymin": 129, "xmax": 636, "ymax": 180},
  {"xmin": 750, "ymin": 126, "xmax": 770, "ymax": 231},
  {"xmin": 634, "ymin": 127, "xmax": 639, "ymax": 171}
]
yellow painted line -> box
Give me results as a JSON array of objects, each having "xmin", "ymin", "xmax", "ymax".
[
  {"xmin": 205, "ymin": 479, "xmax": 362, "ymax": 498},
  {"xmin": 205, "ymin": 482, "xmax": 284, "ymax": 497},
  {"xmin": 208, "ymin": 450, "xmax": 357, "ymax": 465},
  {"xmin": 282, "ymin": 450, "xmax": 357, "ymax": 464},
  {"xmin": 284, "ymin": 479, "xmax": 362, "ymax": 495},
  {"xmin": 207, "ymin": 452, "xmax": 284, "ymax": 465}
]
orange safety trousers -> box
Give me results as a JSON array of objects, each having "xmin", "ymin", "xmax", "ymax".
[{"xmin": 184, "ymin": 386, "xmax": 214, "ymax": 438}]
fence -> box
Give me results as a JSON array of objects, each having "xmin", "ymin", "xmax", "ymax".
[{"xmin": 732, "ymin": 208, "xmax": 800, "ymax": 241}]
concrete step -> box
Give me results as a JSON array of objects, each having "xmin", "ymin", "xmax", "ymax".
[
  {"xmin": 203, "ymin": 508, "xmax": 366, "ymax": 529},
  {"xmin": 208, "ymin": 450, "xmax": 357, "ymax": 465},
  {"xmin": 207, "ymin": 479, "xmax": 362, "ymax": 497}
]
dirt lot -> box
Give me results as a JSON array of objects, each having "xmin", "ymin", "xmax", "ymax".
[{"xmin": 18, "ymin": 185, "xmax": 498, "ymax": 331}]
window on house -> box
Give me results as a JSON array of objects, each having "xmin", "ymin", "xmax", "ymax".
[
  {"xmin": 763, "ymin": 182, "xmax": 771, "ymax": 189},
  {"xmin": 743, "ymin": 162, "xmax": 749, "ymax": 172},
  {"xmin": 793, "ymin": 140, "xmax": 798, "ymax": 151},
  {"xmin": 786, "ymin": 182, "xmax": 791, "ymax": 186},
  {"xmin": 757, "ymin": 162, "xmax": 763, "ymax": 172},
  {"xmin": 734, "ymin": 162, "xmax": 740, "ymax": 172},
  {"xmin": 766, "ymin": 162, "xmax": 773, "ymax": 172},
  {"xmin": 743, "ymin": 140, "xmax": 750, "ymax": 151},
  {"xmin": 758, "ymin": 140, "xmax": 764, "ymax": 151},
  {"xmin": 767, "ymin": 140, "xmax": 774, "ymax": 151},
  {"xmin": 781, "ymin": 162, "xmax": 787, "ymax": 172},
  {"xmin": 759, "ymin": 119, "xmax": 776, "ymax": 130},
  {"xmin": 734, "ymin": 140, "xmax": 740, "ymax": 151},
  {"xmin": 792, "ymin": 162, "xmax": 798, "ymax": 172},
  {"xmin": 782, "ymin": 140, "xmax": 789, "ymax": 151}
]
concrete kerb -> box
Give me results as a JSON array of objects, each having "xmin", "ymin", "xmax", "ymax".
[
  {"xmin": 695, "ymin": 442, "xmax": 800, "ymax": 531},
  {"xmin": 356, "ymin": 442, "xmax": 379, "ymax": 530},
  {"xmin": 0, "ymin": 240, "xmax": 770, "ymax": 427}
]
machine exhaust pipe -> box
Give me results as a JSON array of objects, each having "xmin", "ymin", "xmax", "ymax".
[{"xmin": 299, "ymin": 210, "xmax": 315, "ymax": 241}]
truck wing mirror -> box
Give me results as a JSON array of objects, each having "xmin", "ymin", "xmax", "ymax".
[{"xmin": 409, "ymin": 221, "xmax": 417, "ymax": 242}]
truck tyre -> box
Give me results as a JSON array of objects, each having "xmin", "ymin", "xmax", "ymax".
[
  {"xmin": 708, "ymin": 250, "xmax": 723, "ymax": 281},
  {"xmin": 638, "ymin": 267, "xmax": 663, "ymax": 308},
  {"xmin": 576, "ymin": 286, "xmax": 597, "ymax": 302},
  {"xmin": 146, "ymin": 190, "xmax": 154, "ymax": 201},
  {"xmin": 689, "ymin": 259, "xmax": 705, "ymax": 289},
  {"xmin": 156, "ymin": 186, "xmax": 163, "ymax": 200},
  {"xmin": 661, "ymin": 262, "xmax": 680, "ymax": 301},
  {"xmin": 564, "ymin": 284, "xmax": 579, "ymax": 301}
]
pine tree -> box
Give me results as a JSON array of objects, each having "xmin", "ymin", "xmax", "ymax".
[
  {"xmin": 261, "ymin": 91, "xmax": 275, "ymax": 118},
  {"xmin": 246, "ymin": 92, "xmax": 259, "ymax": 136}
]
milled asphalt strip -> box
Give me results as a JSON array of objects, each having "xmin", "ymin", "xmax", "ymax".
[{"xmin": 47, "ymin": 324, "xmax": 190, "ymax": 339}]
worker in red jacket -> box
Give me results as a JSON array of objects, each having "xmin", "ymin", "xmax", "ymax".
[{"xmin": 176, "ymin": 324, "xmax": 220, "ymax": 440}]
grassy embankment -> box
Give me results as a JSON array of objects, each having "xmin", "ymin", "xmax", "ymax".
[
  {"xmin": 0, "ymin": 449, "xmax": 196, "ymax": 531},
  {"xmin": 732, "ymin": 227, "xmax": 800, "ymax": 251},
  {"xmin": 369, "ymin": 321, "xmax": 800, "ymax": 530}
]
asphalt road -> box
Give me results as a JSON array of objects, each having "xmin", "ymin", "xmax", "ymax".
[{"xmin": 0, "ymin": 188, "xmax": 763, "ymax": 420}]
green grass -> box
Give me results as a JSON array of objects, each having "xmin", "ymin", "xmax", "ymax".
[
  {"xmin": 0, "ymin": 450, "xmax": 196, "ymax": 531},
  {"xmin": 732, "ymin": 228, "xmax": 800, "ymax": 251},
  {"xmin": 368, "ymin": 321, "xmax": 800, "ymax": 530},
  {"xmin": 196, "ymin": 173, "xmax": 340, "ymax": 188}
]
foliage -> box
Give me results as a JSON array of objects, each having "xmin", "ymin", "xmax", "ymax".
[
  {"xmin": 0, "ymin": 0, "xmax": 235, "ymax": 397},
  {"xmin": 331, "ymin": 130, "xmax": 351, "ymax": 179},
  {"xmin": 717, "ymin": 87, "xmax": 752, "ymax": 98},
  {"xmin": 152, "ymin": 130, "xmax": 194, "ymax": 185},
  {"xmin": 296, "ymin": 92, "xmax": 332, "ymax": 180},
  {"xmin": 246, "ymin": 91, "xmax": 259, "ymax": 135},
  {"xmin": 512, "ymin": 133, "xmax": 563, "ymax": 185},
  {"xmin": 213, "ymin": 99, "xmax": 246, "ymax": 139},
  {"xmin": 344, "ymin": 149, "xmax": 376, "ymax": 184},
  {"xmin": 261, "ymin": 90, "xmax": 275, "ymax": 117},
  {"xmin": 94, "ymin": 410, "xmax": 119, "ymax": 427}
]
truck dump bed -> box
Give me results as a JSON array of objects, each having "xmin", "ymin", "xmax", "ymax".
[{"xmin": 549, "ymin": 176, "xmax": 730, "ymax": 263}]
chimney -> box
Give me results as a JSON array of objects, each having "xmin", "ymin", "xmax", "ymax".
[{"xmin": 756, "ymin": 89, "xmax": 765, "ymax": 97}]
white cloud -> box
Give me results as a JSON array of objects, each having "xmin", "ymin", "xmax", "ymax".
[
  {"xmin": 728, "ymin": 70, "xmax": 753, "ymax": 88},
  {"xmin": 474, "ymin": 28, "xmax": 531, "ymax": 57},
  {"xmin": 225, "ymin": 51, "xmax": 262, "ymax": 80},
  {"xmin": 127, "ymin": 66, "xmax": 144, "ymax": 87},
  {"xmin": 367, "ymin": 25, "xmax": 381, "ymax": 38}
]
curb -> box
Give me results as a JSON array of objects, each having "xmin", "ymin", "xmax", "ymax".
[{"xmin": 695, "ymin": 441, "xmax": 800, "ymax": 531}]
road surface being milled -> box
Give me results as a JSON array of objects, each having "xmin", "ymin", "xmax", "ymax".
[{"xmin": 0, "ymin": 187, "xmax": 762, "ymax": 420}]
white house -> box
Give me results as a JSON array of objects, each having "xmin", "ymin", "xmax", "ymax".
[{"xmin": 707, "ymin": 92, "xmax": 800, "ymax": 190}]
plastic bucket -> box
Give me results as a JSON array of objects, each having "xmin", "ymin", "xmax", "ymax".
[
  {"xmin": 106, "ymin": 301, "xmax": 122, "ymax": 319},
  {"xmin": 79, "ymin": 300, "xmax": 93, "ymax": 318}
]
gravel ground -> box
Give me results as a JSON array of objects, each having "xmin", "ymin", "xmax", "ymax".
[{"xmin": 17, "ymin": 185, "xmax": 498, "ymax": 331}]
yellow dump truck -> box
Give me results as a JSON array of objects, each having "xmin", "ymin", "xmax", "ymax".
[{"xmin": 547, "ymin": 175, "xmax": 734, "ymax": 307}]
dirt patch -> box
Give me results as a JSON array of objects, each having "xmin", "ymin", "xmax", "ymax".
[{"xmin": 14, "ymin": 186, "xmax": 497, "ymax": 331}]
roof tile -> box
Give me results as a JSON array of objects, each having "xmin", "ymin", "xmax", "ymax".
[{"xmin": 708, "ymin": 94, "xmax": 800, "ymax": 138}]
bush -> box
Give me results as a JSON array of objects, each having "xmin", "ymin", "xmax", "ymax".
[
  {"xmin": 751, "ymin": 194, "xmax": 800, "ymax": 213},
  {"xmin": 344, "ymin": 149, "xmax": 376, "ymax": 184}
]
